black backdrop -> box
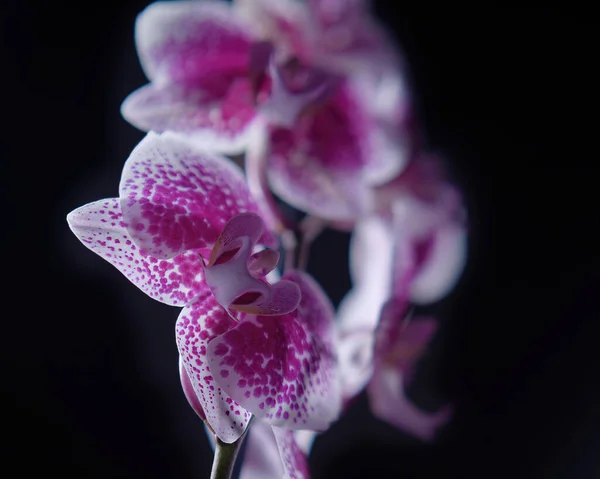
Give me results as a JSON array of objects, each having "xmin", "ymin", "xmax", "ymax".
[{"xmin": 3, "ymin": 2, "xmax": 599, "ymax": 478}]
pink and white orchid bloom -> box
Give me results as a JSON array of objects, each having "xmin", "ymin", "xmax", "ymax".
[
  {"xmin": 67, "ymin": 132, "xmax": 341, "ymax": 444},
  {"xmin": 121, "ymin": 0, "xmax": 412, "ymax": 223},
  {"xmin": 181, "ymin": 362, "xmax": 311, "ymax": 479},
  {"xmin": 335, "ymin": 153, "xmax": 466, "ymax": 441}
]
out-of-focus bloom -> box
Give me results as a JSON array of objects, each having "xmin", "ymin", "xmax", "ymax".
[
  {"xmin": 121, "ymin": 0, "xmax": 412, "ymax": 222},
  {"xmin": 335, "ymin": 153, "xmax": 467, "ymax": 440},
  {"xmin": 67, "ymin": 132, "xmax": 341, "ymax": 444}
]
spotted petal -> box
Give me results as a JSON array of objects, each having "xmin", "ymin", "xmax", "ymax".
[
  {"xmin": 179, "ymin": 356, "xmax": 206, "ymax": 421},
  {"xmin": 207, "ymin": 270, "xmax": 341, "ymax": 431},
  {"xmin": 121, "ymin": 81, "xmax": 259, "ymax": 156},
  {"xmin": 240, "ymin": 422, "xmax": 283, "ymax": 479},
  {"xmin": 67, "ymin": 198, "xmax": 206, "ymax": 306},
  {"xmin": 272, "ymin": 426, "xmax": 310, "ymax": 479},
  {"xmin": 175, "ymin": 292, "xmax": 252, "ymax": 443},
  {"xmin": 119, "ymin": 132, "xmax": 277, "ymax": 260},
  {"xmin": 134, "ymin": 1, "xmax": 253, "ymax": 85}
]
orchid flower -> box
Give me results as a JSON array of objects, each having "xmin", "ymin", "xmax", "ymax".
[
  {"xmin": 335, "ymin": 153, "xmax": 467, "ymax": 441},
  {"xmin": 121, "ymin": 0, "xmax": 412, "ymax": 224},
  {"xmin": 66, "ymin": 131, "xmax": 341, "ymax": 447},
  {"xmin": 181, "ymin": 360, "xmax": 311, "ymax": 479}
]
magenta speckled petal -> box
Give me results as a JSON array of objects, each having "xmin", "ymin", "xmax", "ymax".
[
  {"xmin": 121, "ymin": 81, "xmax": 258, "ymax": 155},
  {"xmin": 248, "ymin": 249, "xmax": 280, "ymax": 278},
  {"xmin": 67, "ymin": 198, "xmax": 207, "ymax": 306},
  {"xmin": 175, "ymin": 291, "xmax": 252, "ymax": 443},
  {"xmin": 272, "ymin": 426, "xmax": 310, "ymax": 479},
  {"xmin": 134, "ymin": 1, "xmax": 253, "ymax": 84},
  {"xmin": 207, "ymin": 270, "xmax": 340, "ymax": 431},
  {"xmin": 240, "ymin": 422, "xmax": 284, "ymax": 479},
  {"xmin": 119, "ymin": 132, "xmax": 277, "ymax": 259},
  {"xmin": 267, "ymin": 85, "xmax": 373, "ymax": 221},
  {"xmin": 179, "ymin": 356, "xmax": 206, "ymax": 421}
]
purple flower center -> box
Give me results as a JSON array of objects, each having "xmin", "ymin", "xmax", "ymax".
[
  {"xmin": 249, "ymin": 41, "xmax": 340, "ymax": 127},
  {"xmin": 201, "ymin": 213, "xmax": 301, "ymax": 317}
]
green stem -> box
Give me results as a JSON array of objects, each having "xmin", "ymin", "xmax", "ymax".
[{"xmin": 209, "ymin": 420, "xmax": 252, "ymax": 479}]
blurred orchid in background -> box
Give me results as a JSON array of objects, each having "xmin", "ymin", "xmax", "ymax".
[
  {"xmin": 121, "ymin": 0, "xmax": 412, "ymax": 225},
  {"xmin": 67, "ymin": 0, "xmax": 469, "ymax": 477},
  {"xmin": 336, "ymin": 153, "xmax": 466, "ymax": 440}
]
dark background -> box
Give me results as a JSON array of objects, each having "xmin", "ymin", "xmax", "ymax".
[{"xmin": 3, "ymin": 2, "xmax": 599, "ymax": 478}]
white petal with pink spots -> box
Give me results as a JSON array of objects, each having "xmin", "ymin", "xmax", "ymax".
[
  {"xmin": 119, "ymin": 132, "xmax": 277, "ymax": 260},
  {"xmin": 67, "ymin": 198, "xmax": 207, "ymax": 306}
]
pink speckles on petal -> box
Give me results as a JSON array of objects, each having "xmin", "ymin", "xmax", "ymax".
[
  {"xmin": 134, "ymin": 1, "xmax": 253, "ymax": 84},
  {"xmin": 175, "ymin": 292, "xmax": 251, "ymax": 443},
  {"xmin": 121, "ymin": 81, "xmax": 258, "ymax": 156},
  {"xmin": 239, "ymin": 422, "xmax": 284, "ymax": 479},
  {"xmin": 272, "ymin": 426, "xmax": 310, "ymax": 479},
  {"xmin": 119, "ymin": 132, "xmax": 277, "ymax": 259},
  {"xmin": 207, "ymin": 270, "xmax": 340, "ymax": 431},
  {"xmin": 66, "ymin": 198, "xmax": 207, "ymax": 306},
  {"xmin": 179, "ymin": 356, "xmax": 206, "ymax": 421},
  {"xmin": 267, "ymin": 84, "xmax": 373, "ymax": 221}
]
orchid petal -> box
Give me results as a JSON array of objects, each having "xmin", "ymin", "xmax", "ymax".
[
  {"xmin": 248, "ymin": 249, "xmax": 280, "ymax": 278},
  {"xmin": 293, "ymin": 429, "xmax": 317, "ymax": 456},
  {"xmin": 203, "ymin": 214, "xmax": 299, "ymax": 315},
  {"xmin": 306, "ymin": 0, "xmax": 402, "ymax": 76},
  {"xmin": 175, "ymin": 292, "xmax": 252, "ymax": 443},
  {"xmin": 236, "ymin": 0, "xmax": 313, "ymax": 60},
  {"xmin": 272, "ymin": 426, "xmax": 310, "ymax": 479},
  {"xmin": 121, "ymin": 81, "xmax": 259, "ymax": 155},
  {"xmin": 230, "ymin": 279, "xmax": 301, "ymax": 316},
  {"xmin": 208, "ymin": 212, "xmax": 265, "ymax": 267},
  {"xmin": 134, "ymin": 1, "xmax": 253, "ymax": 85},
  {"xmin": 410, "ymin": 223, "xmax": 468, "ymax": 304},
  {"xmin": 391, "ymin": 193, "xmax": 466, "ymax": 304},
  {"xmin": 336, "ymin": 328, "xmax": 374, "ymax": 402},
  {"xmin": 207, "ymin": 271, "xmax": 340, "ymax": 431},
  {"xmin": 267, "ymin": 85, "xmax": 375, "ymax": 221},
  {"xmin": 119, "ymin": 132, "xmax": 277, "ymax": 260},
  {"xmin": 179, "ymin": 356, "xmax": 206, "ymax": 421},
  {"xmin": 67, "ymin": 198, "xmax": 207, "ymax": 306},
  {"xmin": 367, "ymin": 367, "xmax": 452, "ymax": 442},
  {"xmin": 240, "ymin": 422, "xmax": 284, "ymax": 479},
  {"xmin": 369, "ymin": 314, "xmax": 449, "ymax": 441},
  {"xmin": 375, "ymin": 311, "xmax": 436, "ymax": 387},
  {"xmin": 337, "ymin": 216, "xmax": 393, "ymax": 333}
]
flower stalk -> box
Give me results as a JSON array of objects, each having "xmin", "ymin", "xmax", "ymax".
[{"xmin": 210, "ymin": 417, "xmax": 253, "ymax": 479}]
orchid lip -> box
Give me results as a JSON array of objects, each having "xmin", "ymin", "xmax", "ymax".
[{"xmin": 202, "ymin": 213, "xmax": 301, "ymax": 316}]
